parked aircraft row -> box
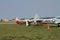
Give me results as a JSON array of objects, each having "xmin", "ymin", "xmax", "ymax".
[{"xmin": 15, "ymin": 14, "xmax": 60, "ymax": 27}]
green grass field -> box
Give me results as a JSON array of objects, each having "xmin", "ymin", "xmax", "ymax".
[{"xmin": 0, "ymin": 24, "xmax": 60, "ymax": 40}]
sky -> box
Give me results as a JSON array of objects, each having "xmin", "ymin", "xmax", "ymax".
[{"xmin": 0, "ymin": 0, "xmax": 60, "ymax": 19}]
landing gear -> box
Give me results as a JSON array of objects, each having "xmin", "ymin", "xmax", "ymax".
[{"xmin": 57, "ymin": 24, "xmax": 60, "ymax": 27}]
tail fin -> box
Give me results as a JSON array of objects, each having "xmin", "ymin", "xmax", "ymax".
[
  {"xmin": 34, "ymin": 14, "xmax": 39, "ymax": 23},
  {"xmin": 15, "ymin": 17, "xmax": 20, "ymax": 21}
]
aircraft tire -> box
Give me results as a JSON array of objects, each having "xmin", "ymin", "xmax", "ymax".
[{"xmin": 57, "ymin": 24, "xmax": 60, "ymax": 27}]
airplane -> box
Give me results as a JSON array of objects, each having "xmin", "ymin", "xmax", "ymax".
[
  {"xmin": 15, "ymin": 14, "xmax": 60, "ymax": 27},
  {"xmin": 15, "ymin": 14, "xmax": 53, "ymax": 26}
]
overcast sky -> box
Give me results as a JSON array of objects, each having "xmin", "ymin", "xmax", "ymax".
[{"xmin": 0, "ymin": 0, "xmax": 60, "ymax": 19}]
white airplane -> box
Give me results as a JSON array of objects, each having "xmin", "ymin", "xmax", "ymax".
[
  {"xmin": 15, "ymin": 14, "xmax": 60, "ymax": 27},
  {"xmin": 15, "ymin": 14, "xmax": 50, "ymax": 26}
]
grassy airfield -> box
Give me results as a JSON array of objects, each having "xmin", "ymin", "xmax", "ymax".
[{"xmin": 0, "ymin": 24, "xmax": 60, "ymax": 40}]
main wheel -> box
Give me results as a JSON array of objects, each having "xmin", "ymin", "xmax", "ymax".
[{"xmin": 57, "ymin": 24, "xmax": 60, "ymax": 27}]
